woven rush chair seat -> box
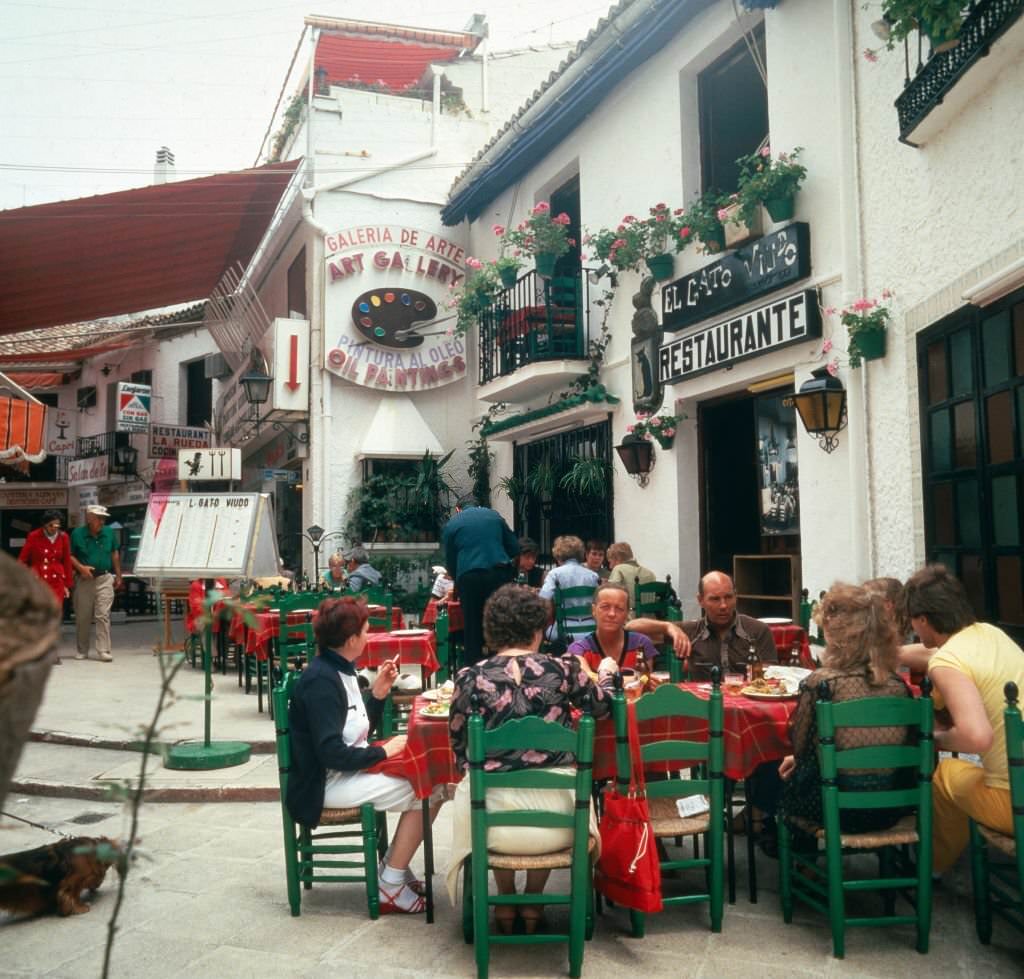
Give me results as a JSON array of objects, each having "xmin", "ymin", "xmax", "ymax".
[
  {"xmin": 489, "ymin": 837, "xmax": 597, "ymax": 871},
  {"xmin": 788, "ymin": 812, "xmax": 919, "ymax": 849},
  {"xmin": 978, "ymin": 824, "xmax": 1017, "ymax": 858},
  {"xmin": 318, "ymin": 807, "xmax": 364, "ymax": 825},
  {"xmin": 648, "ymin": 796, "xmax": 711, "ymax": 838}
]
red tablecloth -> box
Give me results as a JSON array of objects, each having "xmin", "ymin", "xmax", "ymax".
[
  {"xmin": 368, "ymin": 695, "xmax": 460, "ymax": 799},
  {"xmin": 368, "ymin": 605, "xmax": 405, "ymax": 633},
  {"xmin": 421, "ymin": 598, "xmax": 464, "ymax": 632},
  {"xmin": 592, "ymin": 683, "xmax": 798, "ymax": 782},
  {"xmin": 767, "ymin": 624, "xmax": 814, "ymax": 670},
  {"xmin": 242, "ymin": 609, "xmax": 315, "ymax": 660},
  {"xmin": 500, "ymin": 305, "xmax": 576, "ymax": 341},
  {"xmin": 359, "ymin": 630, "xmax": 441, "ymax": 676}
]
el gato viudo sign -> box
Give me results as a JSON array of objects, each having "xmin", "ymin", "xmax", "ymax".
[{"xmin": 323, "ymin": 224, "xmax": 467, "ymax": 391}]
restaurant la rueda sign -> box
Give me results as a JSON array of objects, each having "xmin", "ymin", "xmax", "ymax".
[
  {"xmin": 661, "ymin": 222, "xmax": 810, "ymax": 331},
  {"xmin": 659, "ymin": 289, "xmax": 822, "ymax": 384},
  {"xmin": 323, "ymin": 224, "xmax": 468, "ymax": 391}
]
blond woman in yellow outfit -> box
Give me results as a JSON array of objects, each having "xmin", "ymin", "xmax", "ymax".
[{"xmin": 903, "ymin": 565, "xmax": 1024, "ymax": 873}]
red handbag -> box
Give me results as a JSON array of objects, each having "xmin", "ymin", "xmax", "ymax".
[{"xmin": 595, "ymin": 707, "xmax": 663, "ymax": 912}]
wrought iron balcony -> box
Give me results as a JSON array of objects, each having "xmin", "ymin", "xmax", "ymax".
[
  {"xmin": 896, "ymin": 0, "xmax": 1023, "ymax": 145},
  {"xmin": 477, "ymin": 268, "xmax": 594, "ymax": 387}
]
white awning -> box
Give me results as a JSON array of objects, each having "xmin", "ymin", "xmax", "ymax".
[{"xmin": 356, "ymin": 396, "xmax": 444, "ymax": 459}]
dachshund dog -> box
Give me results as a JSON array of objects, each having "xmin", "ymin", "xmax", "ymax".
[{"xmin": 0, "ymin": 836, "xmax": 119, "ymax": 917}]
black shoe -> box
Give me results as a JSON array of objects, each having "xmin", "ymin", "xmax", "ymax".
[{"xmin": 757, "ymin": 818, "xmax": 779, "ymax": 859}]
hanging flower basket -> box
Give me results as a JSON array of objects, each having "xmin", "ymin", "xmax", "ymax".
[
  {"xmin": 645, "ymin": 253, "xmax": 675, "ymax": 281},
  {"xmin": 535, "ymin": 252, "xmax": 558, "ymax": 278},
  {"xmin": 498, "ymin": 265, "xmax": 520, "ymax": 288},
  {"xmin": 764, "ymin": 196, "xmax": 796, "ymax": 222},
  {"xmin": 852, "ymin": 329, "xmax": 887, "ymax": 363},
  {"xmin": 721, "ymin": 202, "xmax": 762, "ymax": 248}
]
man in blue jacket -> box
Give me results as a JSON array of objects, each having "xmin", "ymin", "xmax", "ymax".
[{"xmin": 441, "ymin": 494, "xmax": 519, "ymax": 666}]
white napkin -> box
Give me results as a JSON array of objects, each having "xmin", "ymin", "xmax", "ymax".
[
  {"xmin": 763, "ymin": 665, "xmax": 811, "ymax": 693},
  {"xmin": 676, "ymin": 795, "xmax": 710, "ymax": 818}
]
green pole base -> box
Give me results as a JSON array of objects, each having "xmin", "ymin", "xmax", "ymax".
[{"xmin": 164, "ymin": 741, "xmax": 252, "ymax": 770}]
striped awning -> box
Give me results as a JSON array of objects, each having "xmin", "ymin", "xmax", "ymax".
[{"xmin": 0, "ymin": 395, "xmax": 46, "ymax": 463}]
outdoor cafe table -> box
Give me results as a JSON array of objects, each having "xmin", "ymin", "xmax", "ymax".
[
  {"xmin": 421, "ymin": 597, "xmax": 465, "ymax": 633},
  {"xmin": 592, "ymin": 682, "xmax": 799, "ymax": 782},
  {"xmin": 358, "ymin": 630, "xmax": 442, "ymax": 677}
]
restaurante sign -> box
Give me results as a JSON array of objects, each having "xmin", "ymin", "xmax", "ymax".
[
  {"xmin": 659, "ymin": 289, "xmax": 822, "ymax": 384},
  {"xmin": 661, "ymin": 222, "xmax": 810, "ymax": 331}
]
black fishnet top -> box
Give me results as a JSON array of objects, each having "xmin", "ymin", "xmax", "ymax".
[{"xmin": 780, "ymin": 667, "xmax": 914, "ymax": 833}]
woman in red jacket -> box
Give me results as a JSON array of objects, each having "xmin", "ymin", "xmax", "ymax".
[{"xmin": 19, "ymin": 509, "xmax": 73, "ymax": 611}]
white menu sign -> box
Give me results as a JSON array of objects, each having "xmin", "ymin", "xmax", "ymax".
[{"xmin": 133, "ymin": 493, "xmax": 279, "ymax": 578}]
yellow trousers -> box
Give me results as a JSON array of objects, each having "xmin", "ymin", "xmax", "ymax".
[{"xmin": 932, "ymin": 758, "xmax": 1013, "ymax": 874}]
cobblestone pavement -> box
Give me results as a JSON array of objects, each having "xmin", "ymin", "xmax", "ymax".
[{"xmin": 2, "ymin": 621, "xmax": 1021, "ymax": 977}]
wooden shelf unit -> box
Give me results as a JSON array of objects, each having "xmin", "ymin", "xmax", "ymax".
[{"xmin": 733, "ymin": 554, "xmax": 801, "ymax": 622}]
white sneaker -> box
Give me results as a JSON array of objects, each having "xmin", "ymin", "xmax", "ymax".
[
  {"xmin": 97, "ymin": 651, "xmax": 113, "ymax": 662},
  {"xmin": 75, "ymin": 652, "xmax": 87, "ymax": 660}
]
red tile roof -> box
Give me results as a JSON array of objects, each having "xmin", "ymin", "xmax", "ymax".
[{"xmin": 315, "ymin": 34, "xmax": 462, "ymax": 92}]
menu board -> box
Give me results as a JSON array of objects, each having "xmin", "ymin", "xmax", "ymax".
[{"xmin": 133, "ymin": 493, "xmax": 280, "ymax": 578}]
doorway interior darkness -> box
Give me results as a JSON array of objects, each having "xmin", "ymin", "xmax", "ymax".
[{"xmin": 699, "ymin": 390, "xmax": 799, "ymax": 577}]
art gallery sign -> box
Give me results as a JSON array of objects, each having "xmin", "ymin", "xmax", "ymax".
[
  {"xmin": 323, "ymin": 223, "xmax": 468, "ymax": 391},
  {"xmin": 659, "ymin": 289, "xmax": 822, "ymax": 385},
  {"xmin": 661, "ymin": 223, "xmax": 811, "ymax": 331}
]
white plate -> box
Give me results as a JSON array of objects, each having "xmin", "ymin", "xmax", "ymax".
[
  {"xmin": 418, "ymin": 706, "xmax": 450, "ymax": 719},
  {"xmin": 421, "ymin": 689, "xmax": 453, "ymax": 702},
  {"xmin": 388, "ymin": 628, "xmax": 430, "ymax": 637},
  {"xmin": 742, "ymin": 689, "xmax": 798, "ymax": 700},
  {"xmin": 758, "ymin": 617, "xmax": 793, "ymax": 625}
]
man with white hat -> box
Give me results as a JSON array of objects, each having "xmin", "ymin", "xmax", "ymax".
[{"xmin": 69, "ymin": 505, "xmax": 122, "ymax": 662}]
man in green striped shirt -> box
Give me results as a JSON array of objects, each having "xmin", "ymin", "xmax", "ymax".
[{"xmin": 70, "ymin": 505, "xmax": 122, "ymax": 662}]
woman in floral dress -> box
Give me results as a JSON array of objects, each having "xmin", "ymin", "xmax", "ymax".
[{"xmin": 446, "ymin": 584, "xmax": 612, "ymax": 932}]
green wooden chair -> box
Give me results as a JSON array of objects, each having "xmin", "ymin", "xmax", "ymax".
[
  {"xmin": 610, "ymin": 675, "xmax": 725, "ymax": 936},
  {"xmin": 461, "ymin": 710, "xmax": 596, "ymax": 979},
  {"xmin": 433, "ymin": 607, "xmax": 452, "ymax": 685},
  {"xmin": 969, "ymin": 680, "xmax": 1023, "ymax": 942},
  {"xmin": 778, "ymin": 679, "xmax": 935, "ymax": 959},
  {"xmin": 272, "ymin": 672, "xmax": 389, "ymax": 918},
  {"xmin": 553, "ymin": 582, "xmax": 597, "ymax": 647},
  {"xmin": 635, "ymin": 577, "xmax": 671, "ymax": 619}
]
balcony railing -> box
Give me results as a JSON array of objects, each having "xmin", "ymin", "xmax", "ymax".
[
  {"xmin": 896, "ymin": 0, "xmax": 1023, "ymax": 144},
  {"xmin": 478, "ymin": 268, "xmax": 595, "ymax": 386}
]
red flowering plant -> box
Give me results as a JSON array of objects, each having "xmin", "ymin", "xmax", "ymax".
[
  {"xmin": 448, "ymin": 256, "xmax": 501, "ymax": 337},
  {"xmin": 825, "ymin": 290, "xmax": 893, "ymax": 368},
  {"xmin": 496, "ymin": 201, "xmax": 572, "ymax": 258},
  {"xmin": 627, "ymin": 410, "xmax": 684, "ymax": 449},
  {"xmin": 585, "ymin": 203, "xmax": 692, "ymax": 274}
]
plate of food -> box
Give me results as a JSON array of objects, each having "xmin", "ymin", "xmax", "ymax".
[
  {"xmin": 422, "ymin": 680, "xmax": 455, "ymax": 702},
  {"xmin": 389, "ymin": 628, "xmax": 430, "ymax": 637},
  {"xmin": 757, "ymin": 617, "xmax": 793, "ymax": 625},
  {"xmin": 740, "ymin": 677, "xmax": 798, "ymax": 699},
  {"xmin": 419, "ymin": 702, "xmax": 451, "ymax": 719}
]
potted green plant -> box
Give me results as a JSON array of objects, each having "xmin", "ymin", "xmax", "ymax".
[
  {"xmin": 880, "ymin": 0, "xmax": 965, "ymax": 52},
  {"xmin": 682, "ymin": 190, "xmax": 728, "ymax": 255},
  {"xmin": 828, "ymin": 290, "xmax": 893, "ymax": 368},
  {"xmin": 734, "ymin": 146, "xmax": 807, "ymax": 224},
  {"xmin": 409, "ymin": 449, "xmax": 457, "ymax": 535},
  {"xmin": 451, "ymin": 258, "xmax": 501, "ymax": 337},
  {"xmin": 495, "ymin": 202, "xmax": 572, "ymax": 278},
  {"xmin": 585, "ymin": 203, "xmax": 691, "ymax": 280},
  {"xmin": 629, "ymin": 410, "xmax": 684, "ymax": 450},
  {"xmin": 525, "ymin": 456, "xmax": 559, "ymax": 498},
  {"xmin": 492, "ymin": 255, "xmax": 523, "ymax": 289},
  {"xmin": 559, "ymin": 456, "xmax": 610, "ymax": 498}
]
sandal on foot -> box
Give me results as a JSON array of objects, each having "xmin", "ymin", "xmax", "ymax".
[{"xmin": 378, "ymin": 879, "xmax": 427, "ymax": 914}]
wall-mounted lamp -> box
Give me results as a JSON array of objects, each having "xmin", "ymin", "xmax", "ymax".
[
  {"xmin": 114, "ymin": 443, "xmax": 138, "ymax": 479},
  {"xmin": 240, "ymin": 366, "xmax": 308, "ymax": 445},
  {"xmin": 793, "ymin": 367, "xmax": 848, "ymax": 454},
  {"xmin": 614, "ymin": 434, "xmax": 655, "ymax": 488}
]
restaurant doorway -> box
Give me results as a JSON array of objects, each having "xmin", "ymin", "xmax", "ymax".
[{"xmin": 699, "ymin": 388, "xmax": 800, "ymax": 578}]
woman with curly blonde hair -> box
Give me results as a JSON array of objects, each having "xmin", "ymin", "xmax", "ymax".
[{"xmin": 777, "ymin": 582, "xmax": 914, "ymax": 836}]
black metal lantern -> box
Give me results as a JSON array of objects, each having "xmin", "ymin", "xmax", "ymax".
[
  {"xmin": 240, "ymin": 367, "xmax": 273, "ymax": 407},
  {"xmin": 114, "ymin": 443, "xmax": 138, "ymax": 478},
  {"xmin": 614, "ymin": 434, "xmax": 655, "ymax": 488},
  {"xmin": 793, "ymin": 367, "xmax": 848, "ymax": 454}
]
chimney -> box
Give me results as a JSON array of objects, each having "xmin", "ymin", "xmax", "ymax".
[{"xmin": 153, "ymin": 146, "xmax": 175, "ymax": 185}]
